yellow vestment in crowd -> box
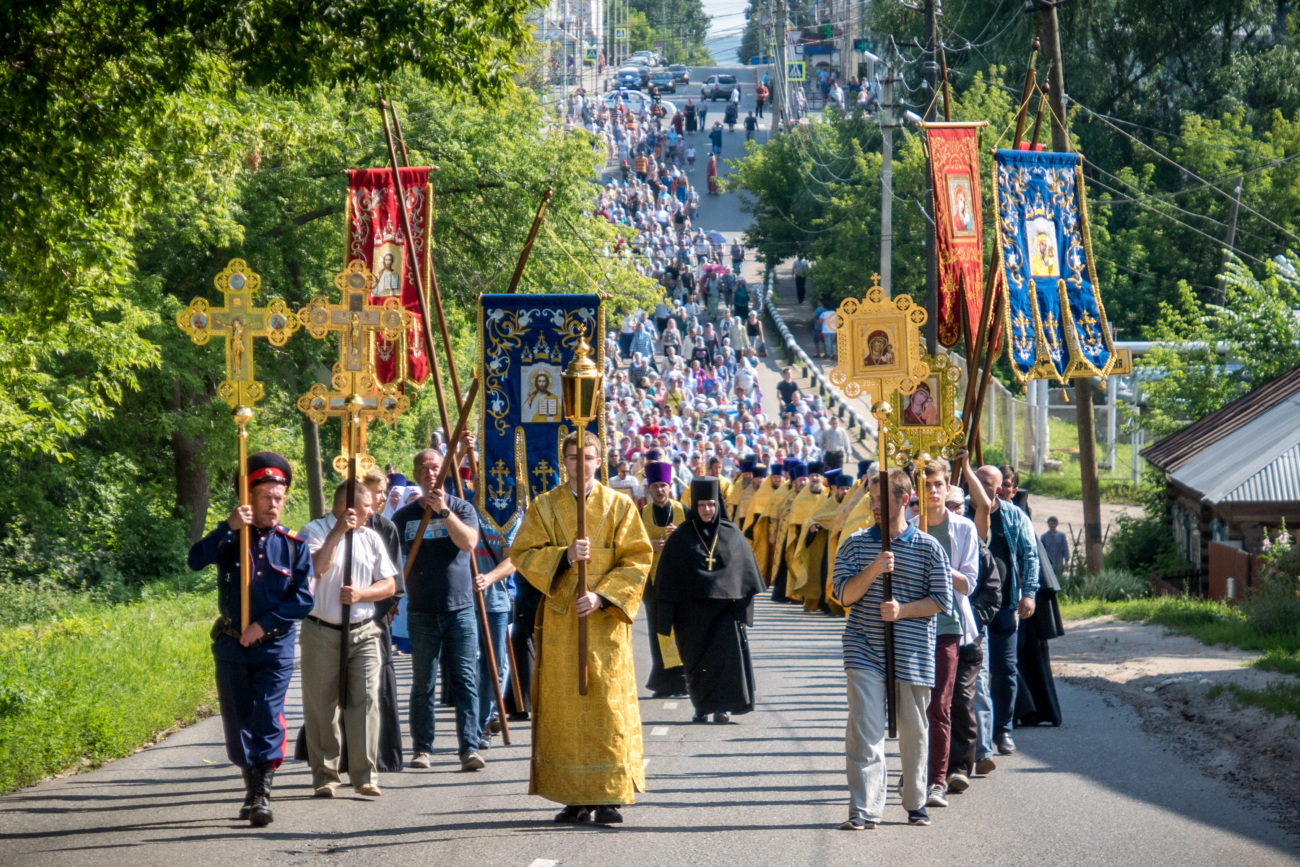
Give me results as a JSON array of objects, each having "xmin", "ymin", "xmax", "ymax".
[
  {"xmin": 747, "ymin": 478, "xmax": 785, "ymax": 583},
  {"xmin": 510, "ymin": 482, "xmax": 653, "ymax": 807},
  {"xmin": 792, "ymin": 490, "xmax": 843, "ymax": 610},
  {"xmin": 782, "ymin": 484, "xmax": 827, "ymax": 601}
]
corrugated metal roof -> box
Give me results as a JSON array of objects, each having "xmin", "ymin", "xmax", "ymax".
[
  {"xmin": 1142, "ymin": 365, "xmax": 1300, "ymax": 471},
  {"xmin": 1224, "ymin": 441, "xmax": 1300, "ymax": 503},
  {"xmin": 1168, "ymin": 393, "xmax": 1300, "ymax": 505}
]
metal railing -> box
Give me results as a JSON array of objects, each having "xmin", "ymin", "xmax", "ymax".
[{"xmin": 762, "ymin": 272, "xmax": 875, "ymax": 443}]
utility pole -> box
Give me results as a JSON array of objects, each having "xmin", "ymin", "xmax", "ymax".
[
  {"xmin": 922, "ymin": 0, "xmax": 940, "ymax": 354},
  {"xmin": 1215, "ymin": 177, "xmax": 1243, "ymax": 305},
  {"xmin": 1041, "ymin": 0, "xmax": 1104, "ymax": 574},
  {"xmin": 775, "ymin": 0, "xmax": 788, "ymax": 127},
  {"xmin": 880, "ymin": 56, "xmax": 897, "ymax": 297}
]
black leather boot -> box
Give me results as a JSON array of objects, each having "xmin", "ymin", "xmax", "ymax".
[
  {"xmin": 237, "ymin": 767, "xmax": 255, "ymax": 820},
  {"xmin": 249, "ymin": 761, "xmax": 276, "ymax": 826}
]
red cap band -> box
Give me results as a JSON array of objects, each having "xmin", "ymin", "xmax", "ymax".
[{"xmin": 248, "ymin": 466, "xmax": 287, "ymax": 485}]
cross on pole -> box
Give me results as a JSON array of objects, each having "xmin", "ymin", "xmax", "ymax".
[
  {"xmin": 295, "ymin": 259, "xmax": 412, "ymax": 707},
  {"xmin": 176, "ymin": 259, "xmax": 300, "ymax": 631}
]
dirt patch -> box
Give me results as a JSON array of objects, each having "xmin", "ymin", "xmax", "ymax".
[{"xmin": 1056, "ymin": 616, "xmax": 1300, "ymax": 830}]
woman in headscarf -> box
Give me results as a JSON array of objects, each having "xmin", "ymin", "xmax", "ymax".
[{"xmin": 654, "ymin": 477, "xmax": 765, "ymax": 723}]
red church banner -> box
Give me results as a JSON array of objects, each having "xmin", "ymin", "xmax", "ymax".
[
  {"xmin": 345, "ymin": 168, "xmax": 431, "ymax": 385},
  {"xmin": 926, "ymin": 125, "xmax": 986, "ymax": 348}
]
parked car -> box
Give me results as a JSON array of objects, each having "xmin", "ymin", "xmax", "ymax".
[
  {"xmin": 649, "ymin": 70, "xmax": 676, "ymax": 93},
  {"xmin": 668, "ymin": 64, "xmax": 690, "ymax": 83},
  {"xmin": 701, "ymin": 74, "xmax": 739, "ymax": 101},
  {"xmin": 615, "ymin": 67, "xmax": 643, "ymax": 89},
  {"xmin": 748, "ymin": 55, "xmax": 775, "ymax": 65}
]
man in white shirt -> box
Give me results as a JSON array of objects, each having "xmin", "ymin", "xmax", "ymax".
[
  {"xmin": 299, "ymin": 481, "xmax": 398, "ymax": 798},
  {"xmin": 818, "ymin": 416, "xmax": 852, "ymax": 469}
]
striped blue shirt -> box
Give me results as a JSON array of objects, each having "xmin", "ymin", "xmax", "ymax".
[{"xmin": 832, "ymin": 524, "xmax": 952, "ymax": 687}]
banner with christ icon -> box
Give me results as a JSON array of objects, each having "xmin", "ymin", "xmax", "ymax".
[
  {"xmin": 993, "ymin": 148, "xmax": 1117, "ymax": 383},
  {"xmin": 346, "ymin": 167, "xmax": 432, "ymax": 385},
  {"xmin": 925, "ymin": 125, "xmax": 986, "ymax": 348},
  {"xmin": 477, "ymin": 294, "xmax": 606, "ymax": 535}
]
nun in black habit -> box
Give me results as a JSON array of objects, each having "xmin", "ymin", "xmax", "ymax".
[{"xmin": 655, "ymin": 477, "xmax": 765, "ymax": 723}]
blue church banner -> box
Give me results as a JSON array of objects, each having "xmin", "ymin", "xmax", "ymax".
[
  {"xmin": 993, "ymin": 149, "xmax": 1117, "ymax": 384},
  {"xmin": 476, "ymin": 294, "xmax": 605, "ymax": 534}
]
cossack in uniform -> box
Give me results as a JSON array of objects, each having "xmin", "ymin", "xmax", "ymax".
[{"xmin": 187, "ymin": 452, "xmax": 313, "ymax": 826}]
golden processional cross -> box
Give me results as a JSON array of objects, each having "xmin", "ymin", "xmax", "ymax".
[
  {"xmin": 296, "ymin": 259, "xmax": 413, "ymax": 474},
  {"xmin": 295, "ymin": 259, "xmax": 412, "ymax": 707},
  {"xmin": 176, "ymin": 259, "xmax": 300, "ymax": 631}
]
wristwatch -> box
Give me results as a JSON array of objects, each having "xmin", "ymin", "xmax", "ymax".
[{"xmin": 436, "ymin": 507, "xmax": 451, "ymax": 520}]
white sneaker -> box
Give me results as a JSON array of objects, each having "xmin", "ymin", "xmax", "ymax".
[
  {"xmin": 409, "ymin": 752, "xmax": 432, "ymax": 769},
  {"xmin": 927, "ymin": 784, "xmax": 949, "ymax": 808}
]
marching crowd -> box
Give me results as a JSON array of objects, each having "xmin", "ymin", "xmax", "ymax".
[{"xmin": 186, "ymin": 82, "xmax": 1065, "ymax": 832}]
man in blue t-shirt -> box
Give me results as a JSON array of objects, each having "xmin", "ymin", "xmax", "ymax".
[
  {"xmin": 832, "ymin": 469, "xmax": 951, "ymax": 830},
  {"xmin": 391, "ymin": 446, "xmax": 484, "ymax": 772}
]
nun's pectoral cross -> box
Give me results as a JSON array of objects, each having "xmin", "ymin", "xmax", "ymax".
[
  {"xmin": 296, "ymin": 260, "xmax": 413, "ymax": 474},
  {"xmin": 176, "ymin": 259, "xmax": 299, "ymax": 408},
  {"xmin": 704, "ymin": 548, "xmax": 717, "ymax": 571}
]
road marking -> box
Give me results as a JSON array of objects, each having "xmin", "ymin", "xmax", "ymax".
[
  {"xmin": 643, "ymin": 758, "xmax": 651, "ymax": 769},
  {"xmin": 663, "ymin": 701, "xmax": 679, "ymax": 709},
  {"xmin": 526, "ymin": 861, "xmax": 559, "ymax": 867},
  {"xmin": 651, "ymin": 726, "xmax": 669, "ymax": 736}
]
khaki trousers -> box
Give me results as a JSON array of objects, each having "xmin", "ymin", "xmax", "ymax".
[
  {"xmin": 300, "ymin": 617, "xmax": 382, "ymax": 788},
  {"xmin": 845, "ymin": 667, "xmax": 931, "ymax": 820}
]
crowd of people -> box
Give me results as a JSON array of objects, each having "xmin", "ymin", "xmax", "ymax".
[{"xmin": 183, "ymin": 75, "xmax": 1065, "ymax": 833}]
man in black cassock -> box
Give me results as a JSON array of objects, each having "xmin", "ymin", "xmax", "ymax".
[{"xmin": 655, "ymin": 477, "xmax": 765, "ymax": 724}]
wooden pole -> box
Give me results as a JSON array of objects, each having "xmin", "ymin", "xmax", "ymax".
[
  {"xmin": 375, "ymin": 97, "xmax": 509, "ymax": 743},
  {"xmin": 574, "ymin": 440, "xmax": 590, "ymax": 696},
  {"xmin": 938, "ymin": 41, "xmax": 953, "ymax": 123},
  {"xmin": 508, "ymin": 188, "xmax": 555, "ymax": 295},
  {"xmin": 338, "ymin": 396, "xmax": 363, "ymax": 708},
  {"xmin": 872, "ymin": 402, "xmax": 897, "ymax": 739},
  {"xmin": 402, "ymin": 380, "xmax": 480, "ymax": 575},
  {"xmin": 234, "ymin": 406, "xmax": 253, "ymax": 632},
  {"xmin": 1012, "ymin": 39, "xmax": 1041, "ymax": 150},
  {"xmin": 955, "ymin": 253, "xmax": 999, "ymax": 482},
  {"xmin": 968, "ymin": 290, "xmax": 1007, "ymax": 464}
]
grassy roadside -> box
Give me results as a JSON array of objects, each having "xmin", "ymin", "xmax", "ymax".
[
  {"xmin": 0, "ymin": 589, "xmax": 218, "ymax": 794},
  {"xmin": 1061, "ymin": 597, "xmax": 1300, "ymax": 675}
]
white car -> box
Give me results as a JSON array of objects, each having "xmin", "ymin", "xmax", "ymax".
[{"xmin": 603, "ymin": 90, "xmax": 677, "ymax": 123}]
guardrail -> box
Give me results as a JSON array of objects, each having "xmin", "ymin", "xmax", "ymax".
[{"xmin": 762, "ymin": 271, "xmax": 875, "ymax": 442}]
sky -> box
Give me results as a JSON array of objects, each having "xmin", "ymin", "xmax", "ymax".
[{"xmin": 702, "ymin": 0, "xmax": 749, "ymax": 65}]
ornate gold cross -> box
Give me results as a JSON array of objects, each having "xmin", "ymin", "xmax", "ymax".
[
  {"xmin": 176, "ymin": 259, "xmax": 299, "ymax": 409},
  {"xmin": 296, "ymin": 260, "xmax": 414, "ymax": 474}
]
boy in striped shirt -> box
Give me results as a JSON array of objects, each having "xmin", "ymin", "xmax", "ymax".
[{"xmin": 832, "ymin": 469, "xmax": 952, "ymax": 829}]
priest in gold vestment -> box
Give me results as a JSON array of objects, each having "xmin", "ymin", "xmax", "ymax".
[
  {"xmin": 748, "ymin": 464, "xmax": 786, "ymax": 584},
  {"xmin": 510, "ymin": 431, "xmax": 653, "ymax": 825},
  {"xmin": 769, "ymin": 461, "xmax": 810, "ymax": 602},
  {"xmin": 792, "ymin": 468, "xmax": 852, "ymax": 612}
]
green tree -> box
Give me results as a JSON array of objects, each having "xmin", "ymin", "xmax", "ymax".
[{"xmin": 0, "ymin": 0, "xmax": 542, "ymax": 460}]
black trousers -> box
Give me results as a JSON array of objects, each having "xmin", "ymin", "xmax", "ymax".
[
  {"xmin": 505, "ymin": 591, "xmax": 541, "ymax": 716},
  {"xmin": 947, "ymin": 640, "xmax": 984, "ymax": 778},
  {"xmin": 795, "ymin": 274, "xmax": 807, "ymax": 303}
]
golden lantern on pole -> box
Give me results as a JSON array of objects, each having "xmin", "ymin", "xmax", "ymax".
[{"xmin": 561, "ymin": 329, "xmax": 604, "ymax": 696}]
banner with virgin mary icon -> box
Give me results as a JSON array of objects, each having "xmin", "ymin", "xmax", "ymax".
[
  {"xmin": 926, "ymin": 125, "xmax": 986, "ymax": 348},
  {"xmin": 993, "ymin": 148, "xmax": 1117, "ymax": 383}
]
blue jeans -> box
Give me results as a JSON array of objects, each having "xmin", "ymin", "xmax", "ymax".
[
  {"xmin": 408, "ymin": 608, "xmax": 479, "ymax": 756},
  {"xmin": 477, "ymin": 610, "xmax": 510, "ymax": 736},
  {"xmin": 975, "ymin": 633, "xmax": 994, "ymax": 761},
  {"xmin": 988, "ymin": 608, "xmax": 1020, "ymax": 738}
]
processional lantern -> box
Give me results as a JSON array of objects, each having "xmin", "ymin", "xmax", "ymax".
[{"xmin": 560, "ymin": 328, "xmax": 603, "ymax": 697}]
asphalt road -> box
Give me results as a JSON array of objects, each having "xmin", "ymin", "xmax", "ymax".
[
  {"xmin": 2, "ymin": 67, "xmax": 1298, "ymax": 867},
  {"xmin": 2, "ymin": 595, "xmax": 1297, "ymax": 866}
]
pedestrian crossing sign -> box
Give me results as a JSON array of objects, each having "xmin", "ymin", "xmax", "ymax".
[
  {"xmin": 615, "ymin": 27, "xmax": 627, "ymax": 39},
  {"xmin": 788, "ymin": 61, "xmax": 806, "ymax": 82},
  {"xmin": 586, "ymin": 47, "xmax": 598, "ymax": 61}
]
